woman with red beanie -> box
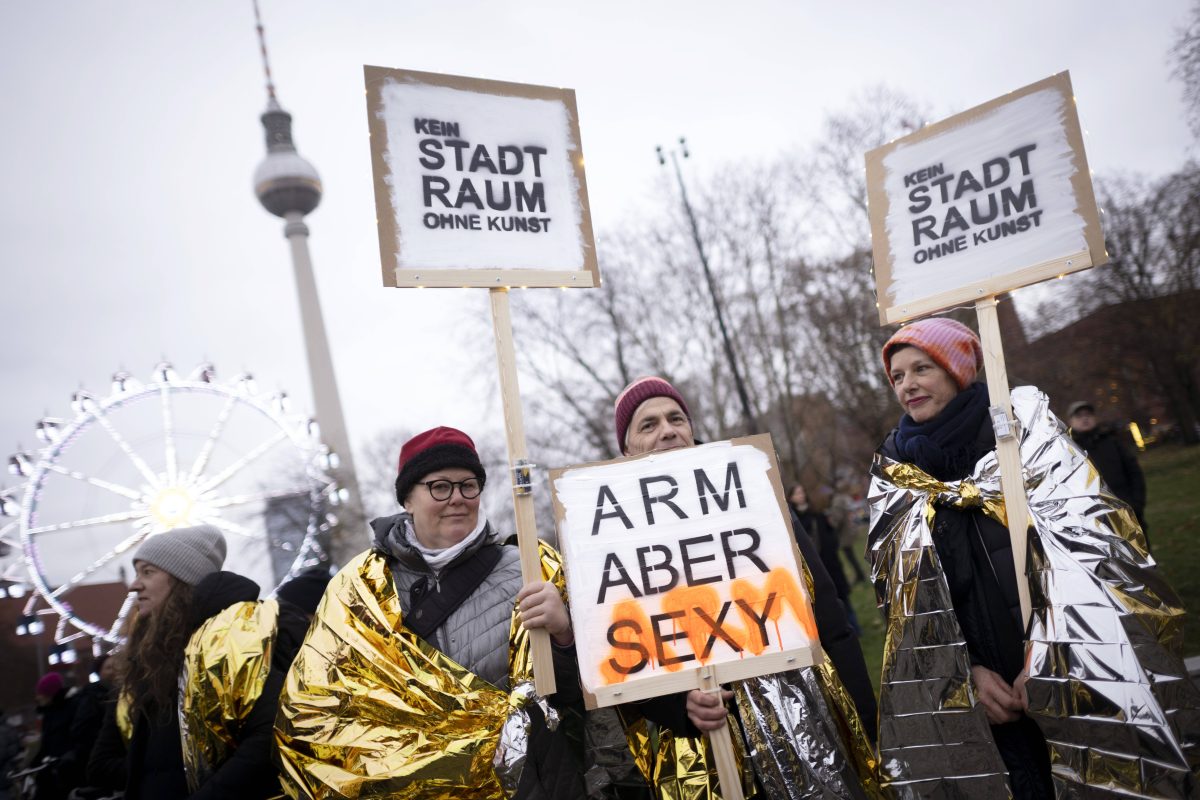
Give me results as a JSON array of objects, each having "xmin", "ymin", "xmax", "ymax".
[
  {"xmin": 276, "ymin": 426, "xmax": 584, "ymax": 799},
  {"xmin": 868, "ymin": 317, "xmax": 1196, "ymax": 798}
]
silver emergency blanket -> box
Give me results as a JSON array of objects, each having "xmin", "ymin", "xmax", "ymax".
[
  {"xmin": 735, "ymin": 667, "xmax": 877, "ymax": 799},
  {"xmin": 868, "ymin": 385, "xmax": 1200, "ymax": 798}
]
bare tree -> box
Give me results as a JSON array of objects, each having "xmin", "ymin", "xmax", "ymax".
[
  {"xmin": 504, "ymin": 88, "xmax": 931, "ymax": 484},
  {"xmin": 1173, "ymin": 0, "xmax": 1200, "ymax": 140},
  {"xmin": 1043, "ymin": 166, "xmax": 1200, "ymax": 442}
]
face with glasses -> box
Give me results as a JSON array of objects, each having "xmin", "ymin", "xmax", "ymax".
[{"xmin": 403, "ymin": 468, "xmax": 483, "ymax": 550}]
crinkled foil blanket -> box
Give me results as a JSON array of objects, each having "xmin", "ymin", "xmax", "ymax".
[
  {"xmin": 867, "ymin": 385, "xmax": 1200, "ymax": 798},
  {"xmin": 179, "ymin": 599, "xmax": 279, "ymax": 792},
  {"xmin": 620, "ymin": 565, "xmax": 883, "ymax": 799},
  {"xmin": 275, "ymin": 542, "xmax": 565, "ymax": 799}
]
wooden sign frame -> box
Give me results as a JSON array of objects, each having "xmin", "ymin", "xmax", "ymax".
[
  {"xmin": 866, "ymin": 72, "xmax": 1106, "ymax": 325},
  {"xmin": 364, "ymin": 65, "xmax": 600, "ymax": 290},
  {"xmin": 549, "ymin": 433, "xmax": 821, "ymax": 711}
]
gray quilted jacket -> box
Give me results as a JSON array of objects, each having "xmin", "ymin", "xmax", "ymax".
[{"xmin": 370, "ymin": 512, "xmax": 521, "ymax": 688}]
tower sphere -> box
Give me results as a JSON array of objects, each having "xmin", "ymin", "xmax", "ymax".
[{"xmin": 254, "ymin": 100, "xmax": 322, "ymax": 218}]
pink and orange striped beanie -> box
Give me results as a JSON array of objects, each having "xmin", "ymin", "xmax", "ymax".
[{"xmin": 882, "ymin": 318, "xmax": 983, "ymax": 390}]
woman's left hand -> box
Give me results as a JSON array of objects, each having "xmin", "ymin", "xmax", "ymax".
[{"xmin": 517, "ymin": 582, "xmax": 573, "ymax": 646}]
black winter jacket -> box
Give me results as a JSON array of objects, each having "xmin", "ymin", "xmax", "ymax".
[
  {"xmin": 792, "ymin": 506, "xmax": 853, "ymax": 603},
  {"xmin": 1071, "ymin": 425, "xmax": 1147, "ymax": 526},
  {"xmin": 88, "ymin": 571, "xmax": 284, "ymax": 800}
]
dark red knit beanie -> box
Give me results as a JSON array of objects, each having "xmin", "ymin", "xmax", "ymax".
[
  {"xmin": 395, "ymin": 426, "xmax": 486, "ymax": 503},
  {"xmin": 613, "ymin": 376, "xmax": 690, "ymax": 454}
]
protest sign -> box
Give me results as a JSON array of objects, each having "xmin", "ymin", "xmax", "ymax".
[
  {"xmin": 551, "ymin": 435, "xmax": 820, "ymax": 708},
  {"xmin": 364, "ymin": 66, "xmax": 605, "ymax": 694},
  {"xmin": 364, "ymin": 66, "xmax": 599, "ymax": 289},
  {"xmin": 865, "ymin": 72, "xmax": 1107, "ymax": 627},
  {"xmin": 866, "ymin": 72, "xmax": 1105, "ymax": 325}
]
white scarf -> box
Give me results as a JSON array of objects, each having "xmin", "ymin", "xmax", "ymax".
[{"xmin": 402, "ymin": 514, "xmax": 490, "ymax": 575}]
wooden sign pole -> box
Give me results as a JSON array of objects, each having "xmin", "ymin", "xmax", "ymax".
[
  {"xmin": 975, "ymin": 297, "xmax": 1033, "ymax": 628},
  {"xmin": 698, "ymin": 664, "xmax": 745, "ymax": 800},
  {"xmin": 489, "ymin": 287, "xmax": 556, "ymax": 696}
]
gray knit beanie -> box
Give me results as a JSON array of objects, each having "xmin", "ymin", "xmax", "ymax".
[{"xmin": 132, "ymin": 525, "xmax": 227, "ymax": 586}]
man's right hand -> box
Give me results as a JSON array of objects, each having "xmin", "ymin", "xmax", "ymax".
[
  {"xmin": 970, "ymin": 665, "xmax": 1024, "ymax": 725},
  {"xmin": 686, "ymin": 688, "xmax": 734, "ymax": 731}
]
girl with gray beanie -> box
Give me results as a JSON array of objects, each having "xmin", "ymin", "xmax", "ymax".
[{"xmin": 87, "ymin": 524, "xmax": 248, "ymax": 799}]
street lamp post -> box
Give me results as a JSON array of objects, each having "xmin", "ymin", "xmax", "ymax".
[{"xmin": 657, "ymin": 138, "xmax": 757, "ymax": 434}]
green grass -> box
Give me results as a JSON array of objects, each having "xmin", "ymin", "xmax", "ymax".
[
  {"xmin": 847, "ymin": 443, "xmax": 1200, "ymax": 695},
  {"xmin": 1141, "ymin": 444, "xmax": 1200, "ymax": 656}
]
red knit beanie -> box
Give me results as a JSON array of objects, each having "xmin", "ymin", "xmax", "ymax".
[
  {"xmin": 614, "ymin": 377, "xmax": 690, "ymax": 454},
  {"xmin": 395, "ymin": 427, "xmax": 485, "ymax": 503},
  {"xmin": 36, "ymin": 671, "xmax": 64, "ymax": 698},
  {"xmin": 882, "ymin": 317, "xmax": 983, "ymax": 390}
]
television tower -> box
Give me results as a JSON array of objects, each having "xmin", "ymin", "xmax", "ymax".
[{"xmin": 251, "ymin": 0, "xmax": 363, "ymax": 562}]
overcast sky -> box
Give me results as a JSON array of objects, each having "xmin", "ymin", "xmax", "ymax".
[{"xmin": 1, "ymin": 1, "xmax": 1194, "ymax": 500}]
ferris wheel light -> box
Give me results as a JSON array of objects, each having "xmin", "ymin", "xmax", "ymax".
[
  {"xmin": 71, "ymin": 391, "xmax": 98, "ymax": 414},
  {"xmin": 307, "ymin": 419, "xmax": 321, "ymax": 438},
  {"xmin": 8, "ymin": 452, "xmax": 32, "ymax": 478},
  {"xmin": 35, "ymin": 419, "xmax": 64, "ymax": 444},
  {"xmin": 189, "ymin": 363, "xmax": 217, "ymax": 383},
  {"xmin": 17, "ymin": 614, "xmax": 44, "ymax": 636},
  {"xmin": 47, "ymin": 643, "xmax": 75, "ymax": 666},
  {"xmin": 235, "ymin": 373, "xmax": 258, "ymax": 395},
  {"xmin": 150, "ymin": 487, "xmax": 198, "ymax": 529},
  {"xmin": 153, "ymin": 362, "xmax": 179, "ymax": 383},
  {"xmin": 7, "ymin": 582, "xmax": 27, "ymax": 598},
  {"xmin": 110, "ymin": 372, "xmax": 142, "ymax": 395},
  {"xmin": 271, "ymin": 393, "xmax": 290, "ymax": 413}
]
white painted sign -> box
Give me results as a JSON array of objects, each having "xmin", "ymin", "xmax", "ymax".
[
  {"xmin": 866, "ymin": 72, "xmax": 1105, "ymax": 324},
  {"xmin": 550, "ymin": 435, "xmax": 819, "ymax": 708},
  {"xmin": 365, "ymin": 66, "xmax": 599, "ymax": 289}
]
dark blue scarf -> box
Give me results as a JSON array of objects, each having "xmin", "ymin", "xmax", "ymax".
[{"xmin": 893, "ymin": 382, "xmax": 991, "ymax": 481}]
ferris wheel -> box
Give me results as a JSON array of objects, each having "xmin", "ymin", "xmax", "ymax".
[{"xmin": 2, "ymin": 362, "xmax": 339, "ymax": 651}]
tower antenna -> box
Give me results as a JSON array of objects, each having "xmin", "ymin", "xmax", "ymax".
[{"xmin": 252, "ymin": 0, "xmax": 277, "ymax": 102}]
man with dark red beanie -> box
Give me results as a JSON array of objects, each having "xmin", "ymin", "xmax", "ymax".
[
  {"xmin": 612, "ymin": 376, "xmax": 879, "ymax": 797},
  {"xmin": 275, "ymin": 425, "xmax": 585, "ymax": 799}
]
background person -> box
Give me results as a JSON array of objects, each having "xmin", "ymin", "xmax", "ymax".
[
  {"xmin": 826, "ymin": 483, "xmax": 868, "ymax": 585},
  {"xmin": 67, "ymin": 655, "xmax": 115, "ymax": 792},
  {"xmin": 788, "ymin": 484, "xmax": 859, "ymax": 635},
  {"xmin": 1066, "ymin": 400, "xmax": 1148, "ymax": 536},
  {"xmin": 32, "ymin": 672, "xmax": 79, "ymax": 800}
]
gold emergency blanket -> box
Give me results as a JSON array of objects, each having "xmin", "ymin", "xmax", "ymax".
[
  {"xmin": 868, "ymin": 385, "xmax": 1200, "ymax": 798},
  {"xmin": 116, "ymin": 691, "xmax": 133, "ymax": 746},
  {"xmin": 274, "ymin": 543, "xmax": 565, "ymax": 799},
  {"xmin": 179, "ymin": 599, "xmax": 279, "ymax": 792},
  {"xmin": 621, "ymin": 561, "xmax": 881, "ymax": 799}
]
